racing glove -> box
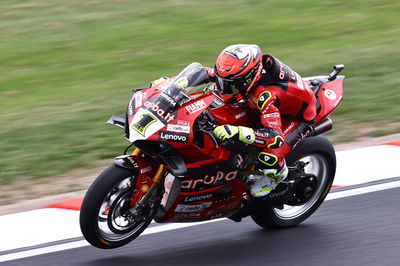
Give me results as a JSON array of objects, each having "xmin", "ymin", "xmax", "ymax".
[
  {"xmin": 150, "ymin": 76, "xmax": 169, "ymax": 87},
  {"xmin": 213, "ymin": 125, "xmax": 255, "ymax": 144}
]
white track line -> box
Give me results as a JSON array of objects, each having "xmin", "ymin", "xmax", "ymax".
[
  {"xmin": 2, "ymin": 179, "xmax": 400, "ymax": 263},
  {"xmin": 325, "ymin": 180, "xmax": 400, "ymax": 200}
]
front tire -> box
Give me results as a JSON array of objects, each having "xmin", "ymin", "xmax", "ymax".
[
  {"xmin": 250, "ymin": 135, "xmax": 336, "ymax": 229},
  {"xmin": 80, "ymin": 165, "xmax": 152, "ymax": 249}
]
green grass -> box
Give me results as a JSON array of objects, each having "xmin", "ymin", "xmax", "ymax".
[{"xmin": 1, "ymin": 0, "xmax": 399, "ymax": 184}]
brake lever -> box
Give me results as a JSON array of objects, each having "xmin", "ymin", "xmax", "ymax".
[{"xmin": 202, "ymin": 129, "xmax": 220, "ymax": 149}]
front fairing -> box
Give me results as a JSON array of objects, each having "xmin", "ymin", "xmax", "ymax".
[{"xmin": 127, "ymin": 63, "xmax": 209, "ymax": 142}]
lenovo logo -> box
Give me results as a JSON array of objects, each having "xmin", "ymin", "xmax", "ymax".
[{"xmin": 159, "ymin": 131, "xmax": 188, "ymax": 143}]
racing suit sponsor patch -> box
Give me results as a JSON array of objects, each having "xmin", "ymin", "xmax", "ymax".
[{"xmin": 257, "ymin": 91, "xmax": 272, "ymax": 110}]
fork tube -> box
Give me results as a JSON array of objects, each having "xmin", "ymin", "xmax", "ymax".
[
  {"xmin": 132, "ymin": 148, "xmax": 142, "ymax": 156},
  {"xmin": 140, "ymin": 164, "xmax": 165, "ymax": 204}
]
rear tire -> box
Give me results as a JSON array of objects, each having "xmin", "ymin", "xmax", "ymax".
[
  {"xmin": 80, "ymin": 165, "xmax": 152, "ymax": 249},
  {"xmin": 250, "ymin": 135, "xmax": 336, "ymax": 229}
]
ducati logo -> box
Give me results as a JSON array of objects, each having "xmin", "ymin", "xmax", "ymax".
[{"xmin": 324, "ymin": 89, "xmax": 337, "ymax": 100}]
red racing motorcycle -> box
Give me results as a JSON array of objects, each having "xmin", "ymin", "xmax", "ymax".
[{"xmin": 80, "ymin": 62, "xmax": 345, "ymax": 249}]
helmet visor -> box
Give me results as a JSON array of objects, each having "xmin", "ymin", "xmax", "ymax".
[{"xmin": 215, "ymin": 68, "xmax": 258, "ymax": 96}]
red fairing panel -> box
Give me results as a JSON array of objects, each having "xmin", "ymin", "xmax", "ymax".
[
  {"xmin": 316, "ymin": 77, "xmax": 344, "ymax": 123},
  {"xmin": 158, "ymin": 179, "xmax": 248, "ymax": 222},
  {"xmin": 208, "ymin": 104, "xmax": 253, "ymax": 127}
]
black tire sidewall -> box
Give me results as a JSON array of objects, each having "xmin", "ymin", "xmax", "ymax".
[
  {"xmin": 79, "ymin": 165, "xmax": 151, "ymax": 249},
  {"xmin": 250, "ymin": 135, "xmax": 336, "ymax": 229}
]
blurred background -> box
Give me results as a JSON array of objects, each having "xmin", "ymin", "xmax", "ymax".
[{"xmin": 0, "ymin": 0, "xmax": 399, "ymax": 203}]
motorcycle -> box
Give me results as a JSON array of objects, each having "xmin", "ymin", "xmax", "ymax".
[{"xmin": 80, "ymin": 62, "xmax": 345, "ymax": 249}]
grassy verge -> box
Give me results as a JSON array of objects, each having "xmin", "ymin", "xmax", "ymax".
[{"xmin": 1, "ymin": 0, "xmax": 399, "ymax": 184}]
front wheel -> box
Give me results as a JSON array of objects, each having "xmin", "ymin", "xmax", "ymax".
[
  {"xmin": 250, "ymin": 135, "xmax": 336, "ymax": 229},
  {"xmin": 80, "ymin": 165, "xmax": 153, "ymax": 249}
]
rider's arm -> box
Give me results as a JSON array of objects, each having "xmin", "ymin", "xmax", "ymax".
[
  {"xmin": 213, "ymin": 87, "xmax": 285, "ymax": 147},
  {"xmin": 247, "ymin": 86, "xmax": 285, "ymax": 149},
  {"xmin": 186, "ymin": 67, "xmax": 215, "ymax": 86}
]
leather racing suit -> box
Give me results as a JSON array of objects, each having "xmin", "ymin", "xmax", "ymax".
[{"xmin": 196, "ymin": 54, "xmax": 317, "ymax": 176}]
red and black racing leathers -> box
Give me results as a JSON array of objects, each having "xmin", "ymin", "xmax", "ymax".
[
  {"xmin": 244, "ymin": 55, "xmax": 316, "ymax": 172},
  {"xmin": 192, "ymin": 54, "xmax": 317, "ymax": 173}
]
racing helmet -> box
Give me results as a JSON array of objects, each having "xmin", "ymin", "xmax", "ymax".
[{"xmin": 214, "ymin": 44, "xmax": 263, "ymax": 103}]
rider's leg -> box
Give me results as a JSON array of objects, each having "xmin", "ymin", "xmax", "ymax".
[
  {"xmin": 249, "ymin": 120, "xmax": 315, "ymax": 197},
  {"xmin": 249, "ymin": 144, "xmax": 290, "ymax": 197}
]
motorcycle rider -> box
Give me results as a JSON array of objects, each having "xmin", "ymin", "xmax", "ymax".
[
  {"xmin": 152, "ymin": 44, "xmax": 316, "ymax": 197},
  {"xmin": 210, "ymin": 44, "xmax": 317, "ymax": 197}
]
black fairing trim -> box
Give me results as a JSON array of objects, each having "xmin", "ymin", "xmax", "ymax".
[
  {"xmin": 134, "ymin": 140, "xmax": 188, "ymax": 177},
  {"xmin": 114, "ymin": 155, "xmax": 140, "ymax": 171},
  {"xmin": 159, "ymin": 149, "xmax": 188, "ymax": 177}
]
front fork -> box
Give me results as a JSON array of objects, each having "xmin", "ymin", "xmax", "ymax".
[{"xmin": 128, "ymin": 148, "xmax": 165, "ymax": 219}]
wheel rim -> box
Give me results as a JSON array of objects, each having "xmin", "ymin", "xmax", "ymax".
[
  {"xmin": 97, "ymin": 176, "xmax": 149, "ymax": 242},
  {"xmin": 273, "ymin": 154, "xmax": 329, "ymax": 220}
]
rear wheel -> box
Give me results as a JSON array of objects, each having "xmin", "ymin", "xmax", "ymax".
[
  {"xmin": 250, "ymin": 135, "xmax": 336, "ymax": 229},
  {"xmin": 80, "ymin": 165, "xmax": 153, "ymax": 249}
]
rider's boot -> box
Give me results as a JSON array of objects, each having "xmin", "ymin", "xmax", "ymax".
[{"xmin": 249, "ymin": 162, "xmax": 288, "ymax": 197}]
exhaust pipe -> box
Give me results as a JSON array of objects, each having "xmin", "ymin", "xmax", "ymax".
[{"xmin": 311, "ymin": 117, "xmax": 333, "ymax": 136}]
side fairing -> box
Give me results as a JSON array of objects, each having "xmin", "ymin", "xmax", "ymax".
[{"xmin": 146, "ymin": 92, "xmax": 215, "ymax": 146}]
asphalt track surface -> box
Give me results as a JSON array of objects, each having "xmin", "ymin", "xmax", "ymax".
[{"xmin": 3, "ymin": 178, "xmax": 400, "ymax": 266}]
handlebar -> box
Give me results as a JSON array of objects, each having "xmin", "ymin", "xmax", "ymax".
[
  {"xmin": 311, "ymin": 64, "xmax": 345, "ymax": 95},
  {"xmin": 327, "ymin": 64, "xmax": 345, "ymax": 81}
]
